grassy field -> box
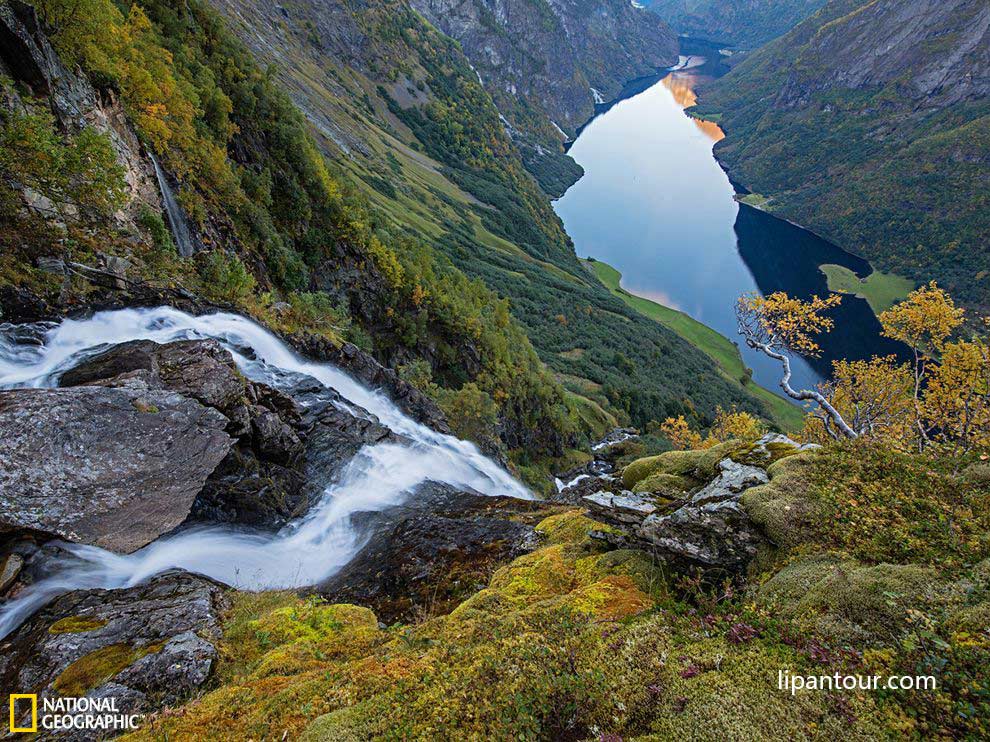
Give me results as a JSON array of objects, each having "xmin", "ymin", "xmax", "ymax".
[
  {"xmin": 820, "ymin": 264, "xmax": 915, "ymax": 315},
  {"xmin": 583, "ymin": 258, "xmax": 805, "ymax": 432}
]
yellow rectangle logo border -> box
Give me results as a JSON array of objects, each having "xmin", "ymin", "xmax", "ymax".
[{"xmin": 9, "ymin": 694, "xmax": 38, "ymax": 733}]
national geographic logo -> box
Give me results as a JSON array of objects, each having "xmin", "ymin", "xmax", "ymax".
[
  {"xmin": 8, "ymin": 694, "xmax": 142, "ymax": 734},
  {"xmin": 8, "ymin": 695, "xmax": 37, "ymax": 734}
]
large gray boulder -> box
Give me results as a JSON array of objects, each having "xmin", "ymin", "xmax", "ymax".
[
  {"xmin": 0, "ymin": 571, "xmax": 227, "ymax": 738},
  {"xmin": 0, "ymin": 386, "xmax": 232, "ymax": 553}
]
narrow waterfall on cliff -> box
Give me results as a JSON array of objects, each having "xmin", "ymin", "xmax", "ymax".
[
  {"xmin": 149, "ymin": 154, "xmax": 198, "ymax": 258},
  {"xmin": 0, "ymin": 307, "xmax": 530, "ymax": 639}
]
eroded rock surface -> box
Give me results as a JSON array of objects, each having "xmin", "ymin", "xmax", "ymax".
[
  {"xmin": 0, "ymin": 571, "xmax": 227, "ymax": 737},
  {"xmin": 0, "ymin": 386, "xmax": 231, "ymax": 553}
]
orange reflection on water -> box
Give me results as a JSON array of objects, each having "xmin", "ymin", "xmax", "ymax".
[{"xmin": 662, "ymin": 73, "xmax": 725, "ymax": 143}]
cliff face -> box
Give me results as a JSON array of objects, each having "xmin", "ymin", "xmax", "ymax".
[
  {"xmin": 695, "ymin": 0, "xmax": 990, "ymax": 309},
  {"xmin": 644, "ymin": 0, "xmax": 825, "ymax": 48},
  {"xmin": 408, "ymin": 0, "xmax": 678, "ymax": 194}
]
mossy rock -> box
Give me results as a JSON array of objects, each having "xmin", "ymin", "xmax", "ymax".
[
  {"xmin": 561, "ymin": 575, "xmax": 652, "ymax": 620},
  {"xmin": 741, "ymin": 452, "xmax": 819, "ymax": 551},
  {"xmin": 487, "ymin": 544, "xmax": 577, "ymax": 601},
  {"xmin": 729, "ymin": 440, "xmax": 802, "ymax": 467},
  {"xmin": 301, "ymin": 701, "xmax": 377, "ymax": 742},
  {"xmin": 53, "ymin": 642, "xmax": 162, "ymax": 696},
  {"xmin": 755, "ymin": 554, "xmax": 960, "ymax": 646},
  {"xmin": 575, "ymin": 549, "xmax": 669, "ymax": 599},
  {"xmin": 535, "ymin": 509, "xmax": 615, "ymax": 545},
  {"xmin": 48, "ymin": 615, "xmax": 108, "ymax": 634},
  {"xmin": 249, "ymin": 601, "xmax": 379, "ymax": 657},
  {"xmin": 621, "ymin": 440, "xmax": 742, "ymax": 490},
  {"xmin": 631, "ymin": 471, "xmax": 695, "ymax": 497}
]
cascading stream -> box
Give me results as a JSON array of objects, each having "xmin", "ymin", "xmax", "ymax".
[{"xmin": 0, "ymin": 307, "xmax": 530, "ymax": 639}]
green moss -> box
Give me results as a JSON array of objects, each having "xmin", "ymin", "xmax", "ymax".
[
  {"xmin": 575, "ymin": 549, "xmax": 670, "ymax": 600},
  {"xmin": 730, "ymin": 440, "xmax": 801, "ymax": 467},
  {"xmin": 534, "ymin": 509, "xmax": 618, "ymax": 545},
  {"xmin": 740, "ymin": 451, "xmax": 820, "ymax": 550},
  {"xmin": 622, "ymin": 440, "xmax": 742, "ymax": 490},
  {"xmin": 53, "ymin": 642, "xmax": 162, "ymax": 696},
  {"xmin": 48, "ymin": 616, "xmax": 108, "ymax": 634},
  {"xmin": 756, "ymin": 554, "xmax": 959, "ymax": 647},
  {"xmin": 631, "ymin": 471, "xmax": 695, "ymax": 496}
]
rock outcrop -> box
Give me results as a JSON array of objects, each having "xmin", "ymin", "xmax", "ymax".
[
  {"xmin": 58, "ymin": 338, "xmax": 401, "ymax": 528},
  {"xmin": 0, "ymin": 386, "xmax": 232, "ymax": 553},
  {"xmin": 0, "ymin": 571, "xmax": 227, "ymax": 736},
  {"xmin": 583, "ymin": 434, "xmax": 809, "ymax": 573},
  {"xmin": 318, "ymin": 483, "xmax": 545, "ymax": 622}
]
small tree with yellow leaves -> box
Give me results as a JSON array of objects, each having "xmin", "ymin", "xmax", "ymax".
[
  {"xmin": 801, "ymin": 356, "xmax": 915, "ymax": 446},
  {"xmin": 736, "ymin": 291, "xmax": 857, "ymax": 439},
  {"xmin": 922, "ymin": 335, "xmax": 990, "ymax": 456},
  {"xmin": 659, "ymin": 415, "xmax": 703, "ymax": 450},
  {"xmin": 879, "ymin": 281, "xmax": 965, "ymax": 447},
  {"xmin": 706, "ymin": 406, "xmax": 765, "ymax": 446}
]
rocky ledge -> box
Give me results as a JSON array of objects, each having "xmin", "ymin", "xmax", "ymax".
[{"xmin": 582, "ymin": 434, "xmax": 817, "ymax": 574}]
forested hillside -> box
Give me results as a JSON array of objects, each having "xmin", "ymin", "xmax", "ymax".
[
  {"xmin": 644, "ymin": 0, "xmax": 825, "ymax": 48},
  {"xmin": 0, "ymin": 0, "xmax": 779, "ymax": 490},
  {"xmin": 693, "ymin": 0, "xmax": 990, "ymax": 311},
  {"xmin": 407, "ymin": 0, "xmax": 678, "ymax": 195}
]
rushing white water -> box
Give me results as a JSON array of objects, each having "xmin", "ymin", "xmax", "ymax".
[
  {"xmin": 150, "ymin": 153, "xmax": 198, "ymax": 258},
  {"xmin": 0, "ymin": 306, "xmax": 529, "ymax": 638}
]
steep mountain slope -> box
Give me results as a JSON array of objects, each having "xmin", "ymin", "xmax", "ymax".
[
  {"xmin": 1, "ymin": 0, "xmax": 783, "ymax": 487},
  {"xmin": 644, "ymin": 0, "xmax": 825, "ymax": 48},
  {"xmin": 200, "ymin": 0, "xmax": 783, "ymax": 432},
  {"xmin": 694, "ymin": 0, "xmax": 990, "ymax": 310},
  {"xmin": 407, "ymin": 0, "xmax": 678, "ymax": 195}
]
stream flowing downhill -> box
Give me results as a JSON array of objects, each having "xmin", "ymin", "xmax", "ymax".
[{"xmin": 0, "ymin": 307, "xmax": 530, "ymax": 639}]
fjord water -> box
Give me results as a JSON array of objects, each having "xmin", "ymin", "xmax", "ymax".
[
  {"xmin": 0, "ymin": 307, "xmax": 528, "ymax": 639},
  {"xmin": 555, "ymin": 59, "xmax": 904, "ymax": 392}
]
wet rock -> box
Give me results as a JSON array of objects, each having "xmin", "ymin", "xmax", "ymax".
[
  {"xmin": 0, "ymin": 552, "xmax": 23, "ymax": 595},
  {"xmin": 288, "ymin": 334, "xmax": 451, "ymax": 434},
  {"xmin": 317, "ymin": 483, "xmax": 545, "ymax": 622},
  {"xmin": 59, "ymin": 339, "xmax": 249, "ymax": 420},
  {"xmin": 0, "ymin": 386, "xmax": 231, "ymax": 553},
  {"xmin": 0, "ymin": 571, "xmax": 227, "ymax": 737},
  {"xmin": 59, "ymin": 339, "xmax": 314, "ymax": 527}
]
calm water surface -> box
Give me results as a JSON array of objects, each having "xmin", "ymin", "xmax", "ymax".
[{"xmin": 555, "ymin": 58, "xmax": 905, "ymax": 393}]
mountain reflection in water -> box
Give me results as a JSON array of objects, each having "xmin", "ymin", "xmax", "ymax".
[{"xmin": 555, "ymin": 44, "xmax": 908, "ymax": 396}]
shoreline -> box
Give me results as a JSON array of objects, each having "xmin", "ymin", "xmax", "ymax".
[{"xmin": 581, "ymin": 258, "xmax": 806, "ymax": 432}]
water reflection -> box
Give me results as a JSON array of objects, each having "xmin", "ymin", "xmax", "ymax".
[
  {"xmin": 662, "ymin": 74, "xmax": 725, "ymax": 143},
  {"xmin": 554, "ymin": 45, "xmax": 906, "ymax": 397}
]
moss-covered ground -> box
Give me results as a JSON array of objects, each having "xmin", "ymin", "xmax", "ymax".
[{"xmin": 122, "ymin": 444, "xmax": 990, "ymax": 739}]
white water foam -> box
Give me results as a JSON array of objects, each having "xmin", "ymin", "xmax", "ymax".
[{"xmin": 0, "ymin": 307, "xmax": 529, "ymax": 638}]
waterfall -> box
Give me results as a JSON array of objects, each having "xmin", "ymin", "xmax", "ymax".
[
  {"xmin": 149, "ymin": 154, "xmax": 198, "ymax": 258},
  {"xmin": 0, "ymin": 307, "xmax": 530, "ymax": 638}
]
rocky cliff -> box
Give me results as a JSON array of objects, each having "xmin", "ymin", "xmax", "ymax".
[
  {"xmin": 694, "ymin": 0, "xmax": 990, "ymax": 310},
  {"xmin": 645, "ymin": 0, "xmax": 825, "ymax": 48},
  {"xmin": 407, "ymin": 0, "xmax": 678, "ymax": 194}
]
